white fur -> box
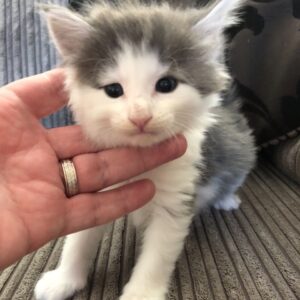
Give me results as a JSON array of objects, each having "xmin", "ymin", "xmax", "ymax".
[
  {"xmin": 35, "ymin": 227, "xmax": 105, "ymax": 300},
  {"xmin": 36, "ymin": 2, "xmax": 244, "ymax": 299},
  {"xmin": 195, "ymin": 181, "xmax": 218, "ymax": 209},
  {"xmin": 214, "ymin": 195, "xmax": 241, "ymax": 211},
  {"xmin": 36, "ymin": 44, "xmax": 218, "ymax": 300},
  {"xmin": 36, "ymin": 129, "xmax": 207, "ymax": 300}
]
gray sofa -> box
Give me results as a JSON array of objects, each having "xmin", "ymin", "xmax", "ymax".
[{"xmin": 0, "ymin": 1, "xmax": 299, "ymax": 299}]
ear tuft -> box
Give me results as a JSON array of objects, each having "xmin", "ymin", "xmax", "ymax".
[
  {"xmin": 195, "ymin": 0, "xmax": 245, "ymax": 32},
  {"xmin": 40, "ymin": 5, "xmax": 92, "ymax": 59},
  {"xmin": 193, "ymin": 0, "xmax": 245, "ymax": 61}
]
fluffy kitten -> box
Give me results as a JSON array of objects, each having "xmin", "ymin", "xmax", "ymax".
[{"xmin": 35, "ymin": 1, "xmax": 256, "ymax": 299}]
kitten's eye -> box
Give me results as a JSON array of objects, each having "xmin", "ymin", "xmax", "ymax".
[
  {"xmin": 104, "ymin": 83, "xmax": 124, "ymax": 98},
  {"xmin": 155, "ymin": 77, "xmax": 178, "ymax": 93}
]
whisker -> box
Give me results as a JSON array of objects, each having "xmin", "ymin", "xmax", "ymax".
[
  {"xmin": 175, "ymin": 111, "xmax": 198, "ymax": 118},
  {"xmin": 173, "ymin": 120, "xmax": 193, "ymax": 132}
]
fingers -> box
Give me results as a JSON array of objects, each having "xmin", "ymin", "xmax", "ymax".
[
  {"xmin": 47, "ymin": 125, "xmax": 97, "ymax": 158},
  {"xmin": 72, "ymin": 136, "xmax": 187, "ymax": 193},
  {"xmin": 63, "ymin": 180, "xmax": 155, "ymax": 235},
  {"xmin": 4, "ymin": 69, "xmax": 68, "ymax": 118}
]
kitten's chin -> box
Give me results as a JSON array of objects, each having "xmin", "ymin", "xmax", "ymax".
[
  {"xmin": 89, "ymin": 131, "xmax": 170, "ymax": 148},
  {"xmin": 124, "ymin": 132, "xmax": 169, "ymax": 147}
]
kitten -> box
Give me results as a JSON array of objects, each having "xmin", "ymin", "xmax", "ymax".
[{"xmin": 35, "ymin": 1, "xmax": 255, "ymax": 299}]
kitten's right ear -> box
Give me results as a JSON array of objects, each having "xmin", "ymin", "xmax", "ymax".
[{"xmin": 40, "ymin": 5, "xmax": 92, "ymax": 60}]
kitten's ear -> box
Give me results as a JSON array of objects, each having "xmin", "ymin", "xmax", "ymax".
[
  {"xmin": 193, "ymin": 0, "xmax": 244, "ymax": 60},
  {"xmin": 41, "ymin": 5, "xmax": 92, "ymax": 59}
]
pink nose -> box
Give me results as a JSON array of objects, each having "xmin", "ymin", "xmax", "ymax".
[{"xmin": 129, "ymin": 116, "xmax": 152, "ymax": 131}]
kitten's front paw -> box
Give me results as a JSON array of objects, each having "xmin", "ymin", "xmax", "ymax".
[
  {"xmin": 120, "ymin": 293, "xmax": 165, "ymax": 300},
  {"xmin": 120, "ymin": 285, "xmax": 166, "ymax": 300},
  {"xmin": 35, "ymin": 269, "xmax": 86, "ymax": 300},
  {"xmin": 214, "ymin": 195, "xmax": 241, "ymax": 211}
]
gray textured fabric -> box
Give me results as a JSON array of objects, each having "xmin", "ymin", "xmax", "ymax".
[
  {"xmin": 0, "ymin": 0, "xmax": 72, "ymax": 128},
  {"xmin": 1, "ymin": 162, "xmax": 300, "ymax": 300}
]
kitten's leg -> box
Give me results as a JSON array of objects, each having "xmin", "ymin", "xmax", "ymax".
[
  {"xmin": 120, "ymin": 196, "xmax": 193, "ymax": 300},
  {"xmin": 35, "ymin": 226, "xmax": 105, "ymax": 300},
  {"xmin": 213, "ymin": 194, "xmax": 241, "ymax": 211}
]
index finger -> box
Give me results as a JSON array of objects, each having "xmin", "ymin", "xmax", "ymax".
[
  {"xmin": 73, "ymin": 136, "xmax": 187, "ymax": 193},
  {"xmin": 5, "ymin": 69, "xmax": 68, "ymax": 118}
]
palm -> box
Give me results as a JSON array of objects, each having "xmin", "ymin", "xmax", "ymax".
[{"xmin": 0, "ymin": 91, "xmax": 68, "ymax": 256}]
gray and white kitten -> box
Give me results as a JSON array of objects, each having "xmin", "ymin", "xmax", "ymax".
[{"xmin": 35, "ymin": 1, "xmax": 256, "ymax": 299}]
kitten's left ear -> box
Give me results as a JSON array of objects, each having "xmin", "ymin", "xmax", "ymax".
[
  {"xmin": 40, "ymin": 5, "xmax": 93, "ymax": 61},
  {"xmin": 193, "ymin": 0, "xmax": 245, "ymax": 60}
]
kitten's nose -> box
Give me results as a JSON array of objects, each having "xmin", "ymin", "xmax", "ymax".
[{"xmin": 129, "ymin": 116, "xmax": 152, "ymax": 131}]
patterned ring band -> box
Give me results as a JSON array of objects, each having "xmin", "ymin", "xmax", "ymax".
[{"xmin": 60, "ymin": 159, "xmax": 79, "ymax": 197}]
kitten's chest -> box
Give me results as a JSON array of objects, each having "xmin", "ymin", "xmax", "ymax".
[
  {"xmin": 135, "ymin": 130, "xmax": 203, "ymax": 197},
  {"xmin": 129, "ymin": 130, "xmax": 203, "ymax": 227}
]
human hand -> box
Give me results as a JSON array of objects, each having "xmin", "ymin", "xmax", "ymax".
[{"xmin": 0, "ymin": 69, "xmax": 187, "ymax": 269}]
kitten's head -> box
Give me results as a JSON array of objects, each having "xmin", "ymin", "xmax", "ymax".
[{"xmin": 43, "ymin": 0, "xmax": 244, "ymax": 147}]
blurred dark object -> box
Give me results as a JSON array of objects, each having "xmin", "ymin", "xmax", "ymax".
[
  {"xmin": 228, "ymin": 0, "xmax": 300, "ymax": 147},
  {"xmin": 69, "ymin": 0, "xmax": 84, "ymax": 10}
]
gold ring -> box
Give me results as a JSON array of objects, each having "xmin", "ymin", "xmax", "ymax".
[{"xmin": 60, "ymin": 159, "xmax": 79, "ymax": 197}]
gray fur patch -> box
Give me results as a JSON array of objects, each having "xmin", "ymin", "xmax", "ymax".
[
  {"xmin": 66, "ymin": 1, "xmax": 227, "ymax": 94},
  {"xmin": 197, "ymin": 96, "xmax": 256, "ymax": 206}
]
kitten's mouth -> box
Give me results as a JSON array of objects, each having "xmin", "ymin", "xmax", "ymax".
[
  {"xmin": 129, "ymin": 131, "xmax": 157, "ymax": 137},
  {"xmin": 126, "ymin": 129, "xmax": 164, "ymax": 147},
  {"xmin": 127, "ymin": 124, "xmax": 158, "ymax": 136}
]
